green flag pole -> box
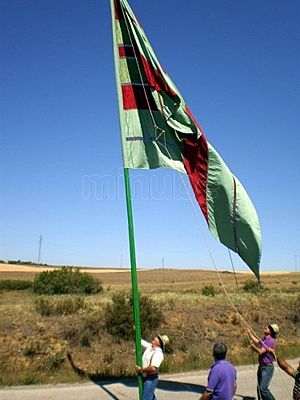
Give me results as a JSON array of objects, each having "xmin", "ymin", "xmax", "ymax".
[
  {"xmin": 109, "ymin": 0, "xmax": 143, "ymax": 398},
  {"xmin": 123, "ymin": 168, "xmax": 143, "ymax": 399}
]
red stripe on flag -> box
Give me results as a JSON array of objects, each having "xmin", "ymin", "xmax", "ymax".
[
  {"xmin": 121, "ymin": 84, "xmax": 158, "ymax": 111},
  {"xmin": 119, "ymin": 45, "xmax": 135, "ymax": 58},
  {"xmin": 183, "ymin": 134, "xmax": 209, "ymax": 221},
  {"xmin": 140, "ymin": 55, "xmax": 177, "ymax": 97}
]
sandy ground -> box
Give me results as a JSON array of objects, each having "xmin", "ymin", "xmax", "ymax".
[{"xmin": 0, "ymin": 263, "xmax": 130, "ymax": 273}]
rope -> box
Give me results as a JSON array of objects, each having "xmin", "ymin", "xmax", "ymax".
[
  {"xmin": 277, "ymin": 359, "xmax": 294, "ymax": 397},
  {"xmin": 228, "ymin": 249, "xmax": 239, "ymax": 292}
]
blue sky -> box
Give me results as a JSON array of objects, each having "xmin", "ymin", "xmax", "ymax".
[{"xmin": 1, "ymin": 0, "xmax": 299, "ymax": 273}]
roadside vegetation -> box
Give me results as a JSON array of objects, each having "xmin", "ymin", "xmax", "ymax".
[
  {"xmin": 32, "ymin": 267, "xmax": 102, "ymax": 295},
  {"xmin": 0, "ymin": 279, "xmax": 32, "ymax": 291},
  {"xmin": 0, "ymin": 266, "xmax": 299, "ymax": 386}
]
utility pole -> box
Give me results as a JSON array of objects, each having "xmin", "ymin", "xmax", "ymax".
[
  {"xmin": 162, "ymin": 257, "xmax": 164, "ymax": 269},
  {"xmin": 38, "ymin": 234, "xmax": 42, "ymax": 264},
  {"xmin": 295, "ymin": 254, "xmax": 298, "ymax": 273}
]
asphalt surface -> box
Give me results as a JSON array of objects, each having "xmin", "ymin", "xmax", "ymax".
[{"xmin": 0, "ymin": 360, "xmax": 297, "ymax": 400}]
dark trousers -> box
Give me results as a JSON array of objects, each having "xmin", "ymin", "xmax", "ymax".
[{"xmin": 257, "ymin": 364, "xmax": 275, "ymax": 400}]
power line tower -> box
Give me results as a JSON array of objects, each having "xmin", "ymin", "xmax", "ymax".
[{"xmin": 38, "ymin": 234, "xmax": 42, "ymax": 264}]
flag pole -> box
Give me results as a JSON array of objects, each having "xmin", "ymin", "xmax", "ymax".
[
  {"xmin": 123, "ymin": 167, "xmax": 143, "ymax": 399},
  {"xmin": 109, "ymin": 0, "xmax": 143, "ymax": 398}
]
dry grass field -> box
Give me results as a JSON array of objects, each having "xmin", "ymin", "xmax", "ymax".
[
  {"xmin": 1, "ymin": 263, "xmax": 297, "ymax": 290},
  {"xmin": 0, "ymin": 263, "xmax": 299, "ymax": 386}
]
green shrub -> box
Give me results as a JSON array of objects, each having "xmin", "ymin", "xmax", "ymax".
[
  {"xmin": 242, "ymin": 280, "xmax": 263, "ymax": 294},
  {"xmin": 35, "ymin": 296, "xmax": 85, "ymax": 316},
  {"xmin": 0, "ymin": 279, "xmax": 32, "ymax": 291},
  {"xmin": 104, "ymin": 292, "xmax": 164, "ymax": 340},
  {"xmin": 32, "ymin": 267, "xmax": 102, "ymax": 295},
  {"xmin": 104, "ymin": 293, "xmax": 134, "ymax": 340},
  {"xmin": 201, "ymin": 285, "xmax": 216, "ymax": 297}
]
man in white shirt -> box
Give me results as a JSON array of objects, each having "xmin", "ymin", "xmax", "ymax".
[{"xmin": 135, "ymin": 335, "xmax": 169, "ymax": 400}]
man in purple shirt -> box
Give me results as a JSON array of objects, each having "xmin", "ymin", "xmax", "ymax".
[
  {"xmin": 248, "ymin": 323, "xmax": 279, "ymax": 400},
  {"xmin": 199, "ymin": 342, "xmax": 237, "ymax": 400}
]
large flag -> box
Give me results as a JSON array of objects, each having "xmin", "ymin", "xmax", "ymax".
[{"xmin": 111, "ymin": 0, "xmax": 262, "ymax": 278}]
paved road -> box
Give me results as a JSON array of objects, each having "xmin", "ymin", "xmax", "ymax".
[{"xmin": 0, "ymin": 361, "xmax": 296, "ymax": 400}]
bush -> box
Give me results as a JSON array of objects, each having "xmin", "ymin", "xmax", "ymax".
[
  {"xmin": 201, "ymin": 285, "xmax": 216, "ymax": 297},
  {"xmin": 104, "ymin": 292, "xmax": 164, "ymax": 340},
  {"xmin": 32, "ymin": 268, "xmax": 103, "ymax": 295},
  {"xmin": 35, "ymin": 296, "xmax": 85, "ymax": 316},
  {"xmin": 0, "ymin": 280, "xmax": 32, "ymax": 291},
  {"xmin": 242, "ymin": 280, "xmax": 263, "ymax": 294}
]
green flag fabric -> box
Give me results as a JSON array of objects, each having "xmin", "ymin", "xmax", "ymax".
[{"xmin": 111, "ymin": 0, "xmax": 262, "ymax": 278}]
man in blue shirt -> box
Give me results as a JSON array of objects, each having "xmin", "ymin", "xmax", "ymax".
[{"xmin": 199, "ymin": 342, "xmax": 237, "ymax": 400}]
